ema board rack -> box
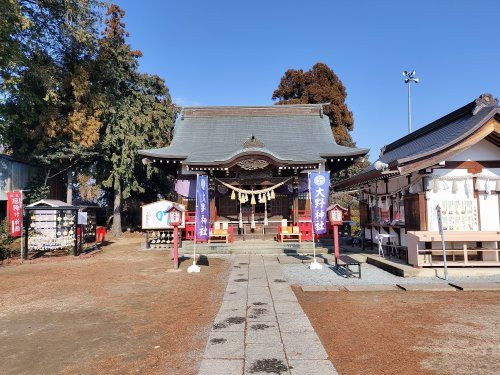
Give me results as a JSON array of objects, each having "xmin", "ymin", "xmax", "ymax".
[{"xmin": 145, "ymin": 230, "xmax": 182, "ymax": 249}]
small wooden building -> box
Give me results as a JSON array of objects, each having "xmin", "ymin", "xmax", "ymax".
[
  {"xmin": 139, "ymin": 104, "xmax": 367, "ymax": 241},
  {"xmin": 334, "ymin": 93, "xmax": 500, "ymax": 267},
  {"xmin": 0, "ymin": 154, "xmax": 65, "ymax": 219}
]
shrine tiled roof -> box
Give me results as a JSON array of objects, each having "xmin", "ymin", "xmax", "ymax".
[
  {"xmin": 334, "ymin": 93, "xmax": 500, "ymax": 190},
  {"xmin": 139, "ymin": 104, "xmax": 368, "ymax": 165}
]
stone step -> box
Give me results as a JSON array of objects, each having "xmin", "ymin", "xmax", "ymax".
[
  {"xmin": 182, "ymin": 242, "xmax": 329, "ymax": 255},
  {"xmin": 366, "ymin": 255, "xmax": 420, "ymax": 278}
]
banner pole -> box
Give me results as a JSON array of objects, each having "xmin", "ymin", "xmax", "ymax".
[{"xmin": 188, "ymin": 174, "xmax": 201, "ymax": 273}]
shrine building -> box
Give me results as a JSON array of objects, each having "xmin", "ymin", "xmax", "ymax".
[
  {"xmin": 139, "ymin": 104, "xmax": 367, "ymax": 241},
  {"xmin": 334, "ymin": 93, "xmax": 500, "ymax": 268}
]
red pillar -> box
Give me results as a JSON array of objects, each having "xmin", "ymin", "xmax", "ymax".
[
  {"xmin": 333, "ymin": 225, "xmax": 340, "ymax": 258},
  {"xmin": 173, "ymin": 225, "xmax": 179, "ymax": 269}
]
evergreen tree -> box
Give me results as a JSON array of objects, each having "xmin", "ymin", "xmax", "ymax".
[
  {"xmin": 272, "ymin": 62, "xmax": 355, "ymax": 147},
  {"xmin": 95, "ymin": 5, "xmax": 176, "ymax": 236}
]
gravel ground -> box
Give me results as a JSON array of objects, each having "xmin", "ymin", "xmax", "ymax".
[{"xmin": 281, "ymin": 263, "xmax": 500, "ymax": 285}]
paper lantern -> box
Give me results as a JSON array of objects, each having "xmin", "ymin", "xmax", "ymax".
[
  {"xmin": 464, "ymin": 180, "xmax": 471, "ymax": 197},
  {"xmin": 433, "ymin": 180, "xmax": 439, "ymax": 193}
]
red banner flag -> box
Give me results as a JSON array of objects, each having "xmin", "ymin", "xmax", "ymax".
[{"xmin": 7, "ymin": 191, "xmax": 23, "ymax": 237}]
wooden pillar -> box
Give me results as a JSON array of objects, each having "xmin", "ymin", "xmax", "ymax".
[{"xmin": 209, "ymin": 176, "xmax": 216, "ymax": 224}]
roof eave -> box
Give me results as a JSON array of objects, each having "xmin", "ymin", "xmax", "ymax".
[
  {"xmin": 395, "ymin": 108, "xmax": 500, "ymax": 175},
  {"xmin": 320, "ymin": 147, "xmax": 369, "ymax": 159},
  {"xmin": 138, "ymin": 149, "xmax": 187, "ymax": 160}
]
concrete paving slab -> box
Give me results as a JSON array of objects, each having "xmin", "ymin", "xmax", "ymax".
[
  {"xmin": 281, "ymin": 332, "xmax": 328, "ymax": 360},
  {"xmin": 301, "ymin": 285, "xmax": 344, "ymax": 292},
  {"xmin": 274, "ymin": 301, "xmax": 304, "ymax": 315},
  {"xmin": 247, "ymin": 296, "xmax": 273, "ymax": 306},
  {"xmin": 247, "ymin": 306, "xmax": 277, "ymax": 322},
  {"xmin": 215, "ymin": 308, "xmax": 247, "ymax": 322},
  {"xmin": 244, "ymin": 343, "xmax": 288, "ymax": 375},
  {"xmin": 344, "ymin": 284, "xmax": 400, "ymax": 292},
  {"xmin": 248, "ymin": 280, "xmax": 269, "ymax": 287},
  {"xmin": 198, "ymin": 359, "xmax": 244, "ymax": 375},
  {"xmin": 220, "ymin": 299, "xmax": 247, "ymax": 310},
  {"xmin": 449, "ymin": 282, "xmax": 500, "ymax": 291},
  {"xmin": 277, "ymin": 314, "xmax": 314, "ymax": 333},
  {"xmin": 222, "ymin": 292, "xmax": 247, "ymax": 301},
  {"xmin": 204, "ymin": 331, "xmax": 244, "ymax": 359},
  {"xmin": 269, "ymin": 289, "xmax": 298, "ymax": 302},
  {"xmin": 246, "ymin": 323, "xmax": 281, "ymax": 344},
  {"xmin": 201, "ymin": 254, "xmax": 336, "ymax": 375},
  {"xmin": 247, "ymin": 286, "xmax": 271, "ymax": 295},
  {"xmin": 397, "ymin": 283, "xmax": 457, "ymax": 291},
  {"xmin": 247, "ymin": 291, "xmax": 272, "ymax": 300},
  {"xmin": 288, "ymin": 359, "xmax": 337, "ymax": 374},
  {"xmin": 211, "ymin": 315, "xmax": 246, "ymax": 332}
]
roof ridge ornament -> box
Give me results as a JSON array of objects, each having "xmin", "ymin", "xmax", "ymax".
[
  {"xmin": 472, "ymin": 93, "xmax": 498, "ymax": 115},
  {"xmin": 243, "ymin": 134, "xmax": 265, "ymax": 148}
]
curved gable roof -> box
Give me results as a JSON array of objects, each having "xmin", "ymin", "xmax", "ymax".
[{"xmin": 139, "ymin": 104, "xmax": 368, "ymax": 165}]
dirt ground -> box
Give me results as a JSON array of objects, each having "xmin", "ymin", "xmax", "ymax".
[
  {"xmin": 293, "ymin": 287, "xmax": 500, "ymax": 375},
  {"xmin": 0, "ymin": 237, "xmax": 229, "ymax": 375}
]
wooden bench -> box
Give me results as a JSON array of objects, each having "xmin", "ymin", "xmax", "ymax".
[
  {"xmin": 280, "ymin": 232, "xmax": 302, "ymax": 243},
  {"xmin": 208, "ymin": 233, "xmax": 229, "ymax": 243},
  {"xmin": 335, "ymin": 255, "xmax": 361, "ymax": 278},
  {"xmin": 278, "ymin": 224, "xmax": 302, "ymax": 243}
]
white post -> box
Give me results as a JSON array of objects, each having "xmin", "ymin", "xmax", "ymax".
[
  {"xmin": 436, "ymin": 204, "xmax": 448, "ymax": 280},
  {"xmin": 188, "ymin": 174, "xmax": 201, "ymax": 273}
]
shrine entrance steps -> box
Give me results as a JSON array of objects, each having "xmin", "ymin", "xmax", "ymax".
[{"xmin": 182, "ymin": 240, "xmax": 329, "ymax": 255}]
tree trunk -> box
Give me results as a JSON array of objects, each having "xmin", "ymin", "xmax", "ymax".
[
  {"xmin": 112, "ymin": 178, "xmax": 123, "ymax": 237},
  {"xmin": 66, "ymin": 168, "xmax": 73, "ymax": 205}
]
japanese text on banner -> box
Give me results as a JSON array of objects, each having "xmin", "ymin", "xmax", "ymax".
[
  {"xmin": 195, "ymin": 175, "xmax": 210, "ymax": 240},
  {"xmin": 309, "ymin": 172, "xmax": 330, "ymax": 234},
  {"xmin": 7, "ymin": 191, "xmax": 23, "ymax": 237}
]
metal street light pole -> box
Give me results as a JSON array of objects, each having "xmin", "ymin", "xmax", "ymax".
[
  {"xmin": 403, "ymin": 70, "xmax": 419, "ymax": 134},
  {"xmin": 407, "ymin": 81, "xmax": 412, "ymax": 134}
]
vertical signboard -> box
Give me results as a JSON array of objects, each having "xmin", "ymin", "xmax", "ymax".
[
  {"xmin": 195, "ymin": 175, "xmax": 210, "ymax": 241},
  {"xmin": 436, "ymin": 204, "xmax": 448, "ymax": 280},
  {"xmin": 309, "ymin": 172, "xmax": 330, "ymax": 235},
  {"xmin": 7, "ymin": 191, "xmax": 23, "ymax": 237}
]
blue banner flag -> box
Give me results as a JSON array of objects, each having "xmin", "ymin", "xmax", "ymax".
[
  {"xmin": 309, "ymin": 171, "xmax": 330, "ymax": 234},
  {"xmin": 195, "ymin": 175, "xmax": 210, "ymax": 240}
]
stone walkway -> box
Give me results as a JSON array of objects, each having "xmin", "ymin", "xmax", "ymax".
[{"xmin": 199, "ymin": 255, "xmax": 337, "ymax": 375}]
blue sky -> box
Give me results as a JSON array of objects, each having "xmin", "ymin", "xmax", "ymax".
[{"xmin": 115, "ymin": 0, "xmax": 500, "ymax": 161}]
